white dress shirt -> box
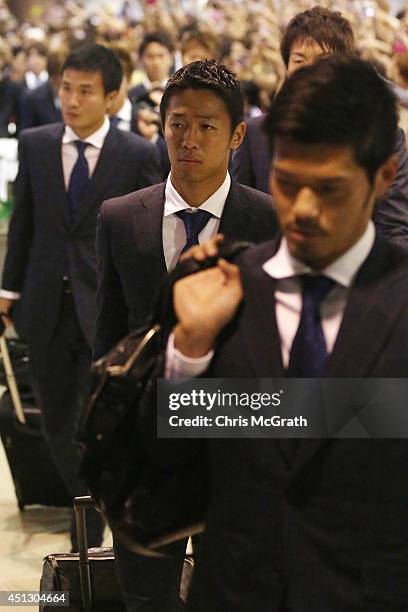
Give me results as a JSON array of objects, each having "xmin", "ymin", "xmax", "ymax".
[
  {"xmin": 61, "ymin": 116, "xmax": 110, "ymax": 189},
  {"xmin": 25, "ymin": 70, "xmax": 48, "ymax": 90},
  {"xmin": 0, "ymin": 117, "xmax": 111, "ymax": 300},
  {"xmin": 163, "ymin": 173, "xmax": 231, "ymax": 271},
  {"xmin": 166, "ymin": 221, "xmax": 376, "ymax": 377},
  {"xmin": 115, "ymin": 97, "xmax": 132, "ymax": 133}
]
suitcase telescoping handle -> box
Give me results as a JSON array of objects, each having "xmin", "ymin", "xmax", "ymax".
[
  {"xmin": 74, "ymin": 496, "xmax": 96, "ymax": 612},
  {"xmin": 0, "ymin": 335, "xmax": 26, "ymax": 424}
]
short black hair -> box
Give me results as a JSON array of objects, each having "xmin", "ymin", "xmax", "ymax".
[
  {"xmin": 160, "ymin": 59, "xmax": 244, "ymax": 132},
  {"xmin": 139, "ymin": 31, "xmax": 174, "ymax": 57},
  {"xmin": 61, "ymin": 44, "xmax": 123, "ymax": 94},
  {"xmin": 280, "ymin": 6, "xmax": 355, "ymax": 68},
  {"xmin": 265, "ymin": 55, "xmax": 397, "ymax": 182}
]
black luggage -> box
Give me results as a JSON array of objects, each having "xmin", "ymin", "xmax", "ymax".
[
  {"xmin": 40, "ymin": 496, "xmax": 125, "ymax": 612},
  {"xmin": 0, "ymin": 335, "xmax": 71, "ymax": 509},
  {"xmin": 40, "ymin": 497, "xmax": 194, "ymax": 611}
]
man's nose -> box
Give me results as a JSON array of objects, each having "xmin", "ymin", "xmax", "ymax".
[
  {"xmin": 182, "ymin": 125, "xmax": 200, "ymax": 149},
  {"xmin": 65, "ymin": 92, "xmax": 80, "ymax": 108},
  {"xmin": 293, "ymin": 187, "xmax": 320, "ymax": 222}
]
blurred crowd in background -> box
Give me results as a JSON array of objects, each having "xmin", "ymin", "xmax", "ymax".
[{"xmin": 2, "ymin": 0, "xmax": 408, "ymax": 143}]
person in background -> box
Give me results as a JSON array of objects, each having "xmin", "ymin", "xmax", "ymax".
[
  {"xmin": 19, "ymin": 50, "xmax": 65, "ymax": 130},
  {"xmin": 129, "ymin": 31, "xmax": 174, "ymax": 105},
  {"xmin": 23, "ymin": 42, "xmax": 49, "ymax": 90},
  {"xmin": 0, "ymin": 43, "xmax": 162, "ymax": 552},
  {"xmin": 0, "ymin": 40, "xmax": 21, "ymax": 137},
  {"xmin": 180, "ymin": 28, "xmax": 219, "ymax": 66},
  {"xmin": 231, "ymin": 5, "xmax": 408, "ymax": 249}
]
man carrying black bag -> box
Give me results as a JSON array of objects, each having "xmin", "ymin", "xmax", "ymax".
[{"xmin": 94, "ymin": 60, "xmax": 278, "ymax": 611}]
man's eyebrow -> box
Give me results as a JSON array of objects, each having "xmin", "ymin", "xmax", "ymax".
[
  {"xmin": 168, "ymin": 112, "xmax": 219, "ymax": 120},
  {"xmin": 274, "ymin": 168, "xmax": 348, "ymax": 183}
]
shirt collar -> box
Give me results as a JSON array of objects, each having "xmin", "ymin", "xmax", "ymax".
[
  {"xmin": 263, "ymin": 221, "xmax": 375, "ymax": 288},
  {"xmin": 62, "ymin": 115, "xmax": 110, "ymax": 149},
  {"xmin": 164, "ymin": 173, "xmax": 231, "ymax": 218},
  {"xmin": 116, "ymin": 97, "xmax": 132, "ymax": 122},
  {"xmin": 143, "ymin": 77, "xmax": 168, "ymax": 91}
]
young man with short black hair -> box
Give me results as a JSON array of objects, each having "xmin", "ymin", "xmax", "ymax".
[
  {"xmin": 0, "ymin": 43, "xmax": 162, "ymax": 551},
  {"xmin": 169, "ymin": 55, "xmax": 408, "ymax": 611},
  {"xmin": 95, "ymin": 59, "xmax": 278, "ymax": 610},
  {"xmin": 232, "ymin": 5, "xmax": 408, "ymax": 248},
  {"xmin": 129, "ymin": 31, "xmax": 175, "ymax": 105}
]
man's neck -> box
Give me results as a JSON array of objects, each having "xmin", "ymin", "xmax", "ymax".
[{"xmin": 69, "ymin": 119, "xmax": 105, "ymax": 140}]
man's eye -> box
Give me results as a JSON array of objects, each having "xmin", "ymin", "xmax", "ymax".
[
  {"xmin": 203, "ymin": 124, "xmax": 215, "ymax": 130},
  {"xmin": 171, "ymin": 123, "xmax": 183, "ymax": 128},
  {"xmin": 277, "ymin": 179, "xmax": 298, "ymax": 195},
  {"xmin": 318, "ymin": 185, "xmax": 339, "ymax": 196}
]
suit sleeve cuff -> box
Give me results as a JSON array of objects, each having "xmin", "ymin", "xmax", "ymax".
[
  {"xmin": 0, "ymin": 289, "xmax": 21, "ymax": 300},
  {"xmin": 165, "ymin": 331, "xmax": 213, "ymax": 378}
]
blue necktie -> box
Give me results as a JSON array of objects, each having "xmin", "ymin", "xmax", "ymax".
[
  {"xmin": 68, "ymin": 141, "xmax": 89, "ymax": 221},
  {"xmin": 287, "ymin": 275, "xmax": 335, "ymax": 377},
  {"xmin": 110, "ymin": 115, "xmax": 120, "ymax": 128},
  {"xmin": 176, "ymin": 209, "xmax": 213, "ymax": 254}
]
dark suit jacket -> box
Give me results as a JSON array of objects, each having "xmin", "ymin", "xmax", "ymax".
[
  {"xmin": 94, "ymin": 179, "xmax": 278, "ymax": 359},
  {"xmin": 232, "ymin": 115, "xmax": 408, "ymax": 249},
  {"xmin": 188, "ymin": 237, "xmax": 408, "ymax": 611},
  {"xmin": 128, "ymin": 83, "xmax": 149, "ymax": 105},
  {"xmin": 1, "ymin": 122, "xmax": 163, "ymax": 348},
  {"xmin": 19, "ymin": 81, "xmax": 62, "ymax": 130},
  {"xmin": 0, "ymin": 77, "xmax": 22, "ymax": 136}
]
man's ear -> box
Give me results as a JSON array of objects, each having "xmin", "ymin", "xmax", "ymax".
[
  {"xmin": 106, "ymin": 89, "xmax": 119, "ymax": 113},
  {"xmin": 374, "ymin": 153, "xmax": 398, "ymax": 197},
  {"xmin": 230, "ymin": 121, "xmax": 246, "ymax": 151}
]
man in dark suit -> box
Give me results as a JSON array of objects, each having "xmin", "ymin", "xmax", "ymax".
[
  {"xmin": 128, "ymin": 31, "xmax": 174, "ymax": 105},
  {"xmin": 0, "ymin": 44, "xmax": 162, "ymax": 550},
  {"xmin": 169, "ymin": 56, "xmax": 408, "ymax": 611},
  {"xmin": 19, "ymin": 51, "xmax": 65, "ymax": 130},
  {"xmin": 231, "ymin": 6, "xmax": 408, "ymax": 248},
  {"xmin": 95, "ymin": 60, "xmax": 277, "ymax": 610}
]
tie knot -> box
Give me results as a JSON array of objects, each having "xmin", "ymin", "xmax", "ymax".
[
  {"xmin": 176, "ymin": 209, "xmax": 213, "ymax": 252},
  {"xmin": 75, "ymin": 140, "xmax": 88, "ymax": 156},
  {"xmin": 300, "ymin": 275, "xmax": 335, "ymax": 306},
  {"xmin": 176, "ymin": 208, "xmax": 213, "ymax": 225}
]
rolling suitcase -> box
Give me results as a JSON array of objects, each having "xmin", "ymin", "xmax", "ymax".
[
  {"xmin": 0, "ymin": 334, "xmax": 71, "ymax": 509},
  {"xmin": 40, "ymin": 497, "xmax": 194, "ymax": 611},
  {"xmin": 40, "ymin": 496, "xmax": 125, "ymax": 612}
]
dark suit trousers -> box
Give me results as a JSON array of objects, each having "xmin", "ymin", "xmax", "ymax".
[{"xmin": 29, "ymin": 289, "xmax": 104, "ymax": 548}]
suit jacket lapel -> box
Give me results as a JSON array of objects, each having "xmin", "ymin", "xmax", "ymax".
[
  {"xmin": 73, "ymin": 127, "xmax": 126, "ymax": 228},
  {"xmin": 239, "ymin": 243, "xmax": 285, "ymax": 377},
  {"xmin": 46, "ymin": 124, "xmax": 70, "ymax": 228},
  {"xmin": 133, "ymin": 182, "xmax": 167, "ymax": 278},
  {"xmin": 218, "ymin": 180, "xmax": 255, "ymax": 242}
]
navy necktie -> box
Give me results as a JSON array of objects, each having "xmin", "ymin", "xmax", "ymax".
[
  {"xmin": 110, "ymin": 115, "xmax": 120, "ymax": 128},
  {"xmin": 287, "ymin": 275, "xmax": 335, "ymax": 377},
  {"xmin": 176, "ymin": 209, "xmax": 213, "ymax": 254},
  {"xmin": 68, "ymin": 141, "xmax": 89, "ymax": 221}
]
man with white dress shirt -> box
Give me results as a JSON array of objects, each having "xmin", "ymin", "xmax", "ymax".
[
  {"xmin": 94, "ymin": 59, "xmax": 278, "ymax": 610},
  {"xmin": 0, "ymin": 44, "xmax": 162, "ymax": 551},
  {"xmin": 167, "ymin": 56, "xmax": 408, "ymax": 611}
]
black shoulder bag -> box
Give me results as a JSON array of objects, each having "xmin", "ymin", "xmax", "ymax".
[{"xmin": 79, "ymin": 240, "xmax": 250, "ymax": 555}]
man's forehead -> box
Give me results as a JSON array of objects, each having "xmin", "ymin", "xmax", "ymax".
[
  {"xmin": 61, "ymin": 68, "xmax": 103, "ymax": 86},
  {"xmin": 166, "ymin": 89, "xmax": 227, "ymax": 115},
  {"xmin": 290, "ymin": 36, "xmax": 331, "ymax": 56},
  {"xmin": 272, "ymin": 141, "xmax": 358, "ymax": 176}
]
